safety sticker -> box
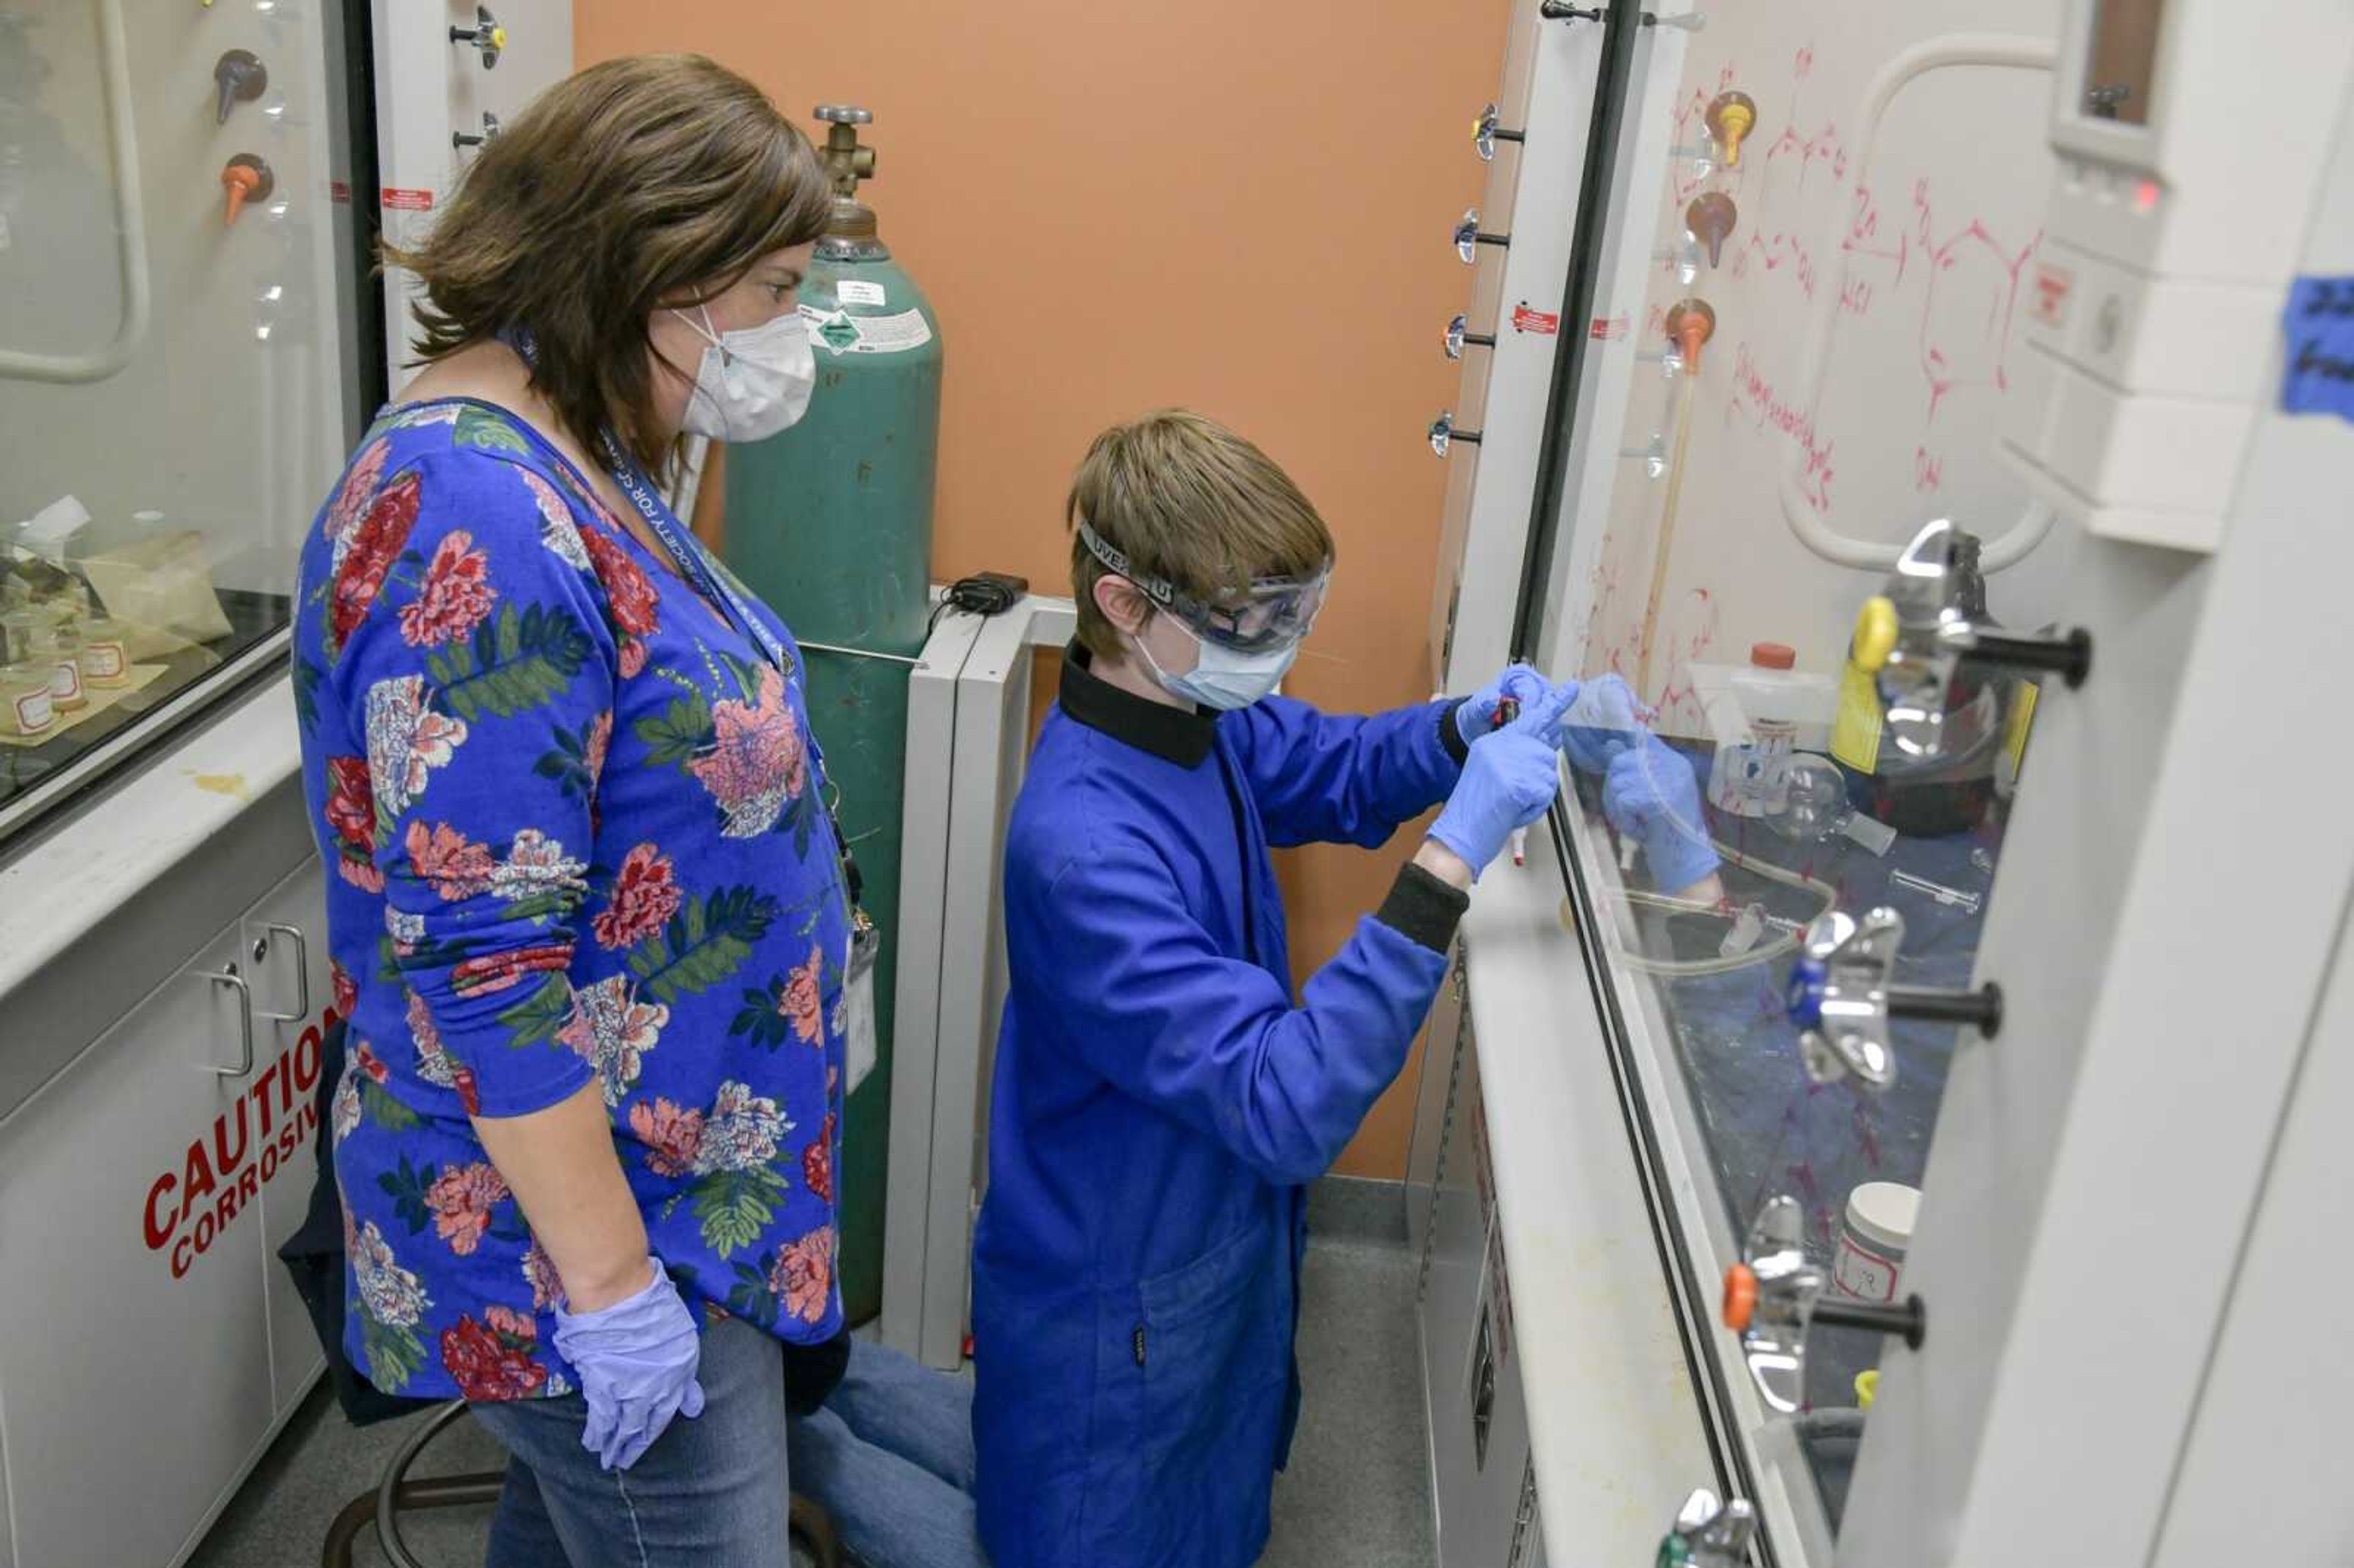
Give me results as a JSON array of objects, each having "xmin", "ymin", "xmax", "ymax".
[
  {"xmin": 804, "ymin": 308, "xmax": 863, "ymax": 355},
  {"xmin": 831, "ymin": 307, "xmax": 932, "ymax": 356},
  {"xmin": 835, "ymin": 278, "xmax": 886, "ymax": 308},
  {"xmin": 2281, "ymin": 276, "xmax": 2354, "ymax": 422},
  {"xmin": 1512, "ymin": 302, "xmax": 1561, "ymax": 335},
  {"xmin": 330, "ymin": 180, "xmax": 352, "ymax": 205},
  {"xmin": 2030, "ymin": 261, "xmax": 2073, "ymax": 330},
  {"xmin": 381, "ymin": 186, "xmax": 434, "ymax": 211}
]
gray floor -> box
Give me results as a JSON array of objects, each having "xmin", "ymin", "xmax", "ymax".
[{"xmin": 187, "ymin": 1201, "xmax": 1433, "ymax": 1567}]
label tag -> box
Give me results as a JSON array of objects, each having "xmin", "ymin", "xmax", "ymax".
[
  {"xmin": 1830, "ymin": 662, "xmax": 1883, "ymax": 773},
  {"xmin": 848, "ymin": 307, "xmax": 932, "ymax": 355},
  {"xmin": 843, "ymin": 922, "xmax": 881, "ymax": 1095},
  {"xmin": 2281, "ymin": 276, "xmax": 2354, "ymax": 421},
  {"xmin": 835, "ymin": 278, "xmax": 886, "ymax": 307},
  {"xmin": 381, "ymin": 186, "xmax": 434, "ymax": 211},
  {"xmin": 1511, "ymin": 302, "xmax": 1561, "ymax": 335},
  {"xmin": 2030, "ymin": 261, "xmax": 2073, "ymax": 330}
]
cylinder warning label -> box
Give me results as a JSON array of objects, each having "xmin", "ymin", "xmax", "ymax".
[{"xmin": 807, "ymin": 306, "xmax": 933, "ymax": 356}]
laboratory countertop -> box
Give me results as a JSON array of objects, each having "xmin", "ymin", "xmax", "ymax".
[{"xmin": 1457, "ymin": 840, "xmax": 1715, "ymax": 1559}]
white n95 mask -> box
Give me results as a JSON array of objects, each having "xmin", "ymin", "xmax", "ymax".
[
  {"xmin": 1137, "ymin": 620, "xmax": 1300, "ymax": 712},
  {"xmin": 673, "ymin": 305, "xmax": 817, "ymax": 443}
]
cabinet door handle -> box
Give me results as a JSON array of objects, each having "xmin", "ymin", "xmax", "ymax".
[
  {"xmin": 256, "ymin": 921, "xmax": 310, "ymax": 1022},
  {"xmin": 192, "ymin": 969, "xmax": 256, "ymax": 1077}
]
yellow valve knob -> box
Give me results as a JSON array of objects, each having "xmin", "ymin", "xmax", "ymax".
[
  {"xmin": 1707, "ymin": 91, "xmax": 1758, "ymax": 169},
  {"xmin": 489, "ymin": 24, "xmax": 508, "ymax": 50},
  {"xmin": 1851, "ymin": 596, "xmax": 1899, "ymax": 674},
  {"xmin": 1856, "ymin": 1369, "xmax": 1880, "ymax": 1411}
]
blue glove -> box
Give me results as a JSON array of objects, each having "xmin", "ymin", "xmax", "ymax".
[
  {"xmin": 1562, "ymin": 672, "xmax": 1647, "ymax": 776},
  {"xmin": 1455, "ymin": 663, "xmax": 1552, "ymax": 747},
  {"xmin": 1431, "ymin": 680, "xmax": 1580, "ymax": 878},
  {"xmin": 551, "ymin": 1259, "xmax": 707, "ymax": 1471},
  {"xmin": 1602, "ymin": 733, "xmax": 1721, "ymax": 894}
]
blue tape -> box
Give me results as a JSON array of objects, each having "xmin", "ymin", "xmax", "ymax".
[{"xmin": 2281, "ymin": 276, "xmax": 2354, "ymax": 421}]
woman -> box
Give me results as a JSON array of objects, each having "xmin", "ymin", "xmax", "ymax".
[{"xmin": 293, "ymin": 55, "xmax": 979, "ymax": 1567}]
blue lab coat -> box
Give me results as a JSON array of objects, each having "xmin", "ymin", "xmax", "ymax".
[{"xmin": 972, "ymin": 647, "xmax": 1473, "ymax": 1568}]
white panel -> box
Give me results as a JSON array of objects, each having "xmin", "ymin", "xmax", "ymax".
[
  {"xmin": 2150, "ymin": 888, "xmax": 2354, "ymax": 1567},
  {"xmin": 0, "ymin": 923, "xmax": 274, "ymax": 1568}
]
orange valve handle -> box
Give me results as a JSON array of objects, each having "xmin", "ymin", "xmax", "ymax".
[
  {"xmin": 220, "ymin": 163, "xmax": 263, "ymax": 226},
  {"xmin": 1665, "ymin": 298, "xmax": 1716, "ymax": 374},
  {"xmin": 1722, "ymin": 1263, "xmax": 1758, "ymax": 1332}
]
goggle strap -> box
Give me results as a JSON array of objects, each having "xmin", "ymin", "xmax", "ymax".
[{"xmin": 1076, "ymin": 520, "xmax": 1177, "ymax": 607}]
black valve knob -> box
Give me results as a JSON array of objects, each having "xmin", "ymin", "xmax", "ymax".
[
  {"xmin": 452, "ymin": 112, "xmax": 501, "ymax": 151},
  {"xmin": 450, "ymin": 6, "xmax": 506, "ymax": 69},
  {"xmin": 213, "ymin": 50, "xmax": 267, "ymax": 125},
  {"xmin": 1541, "ymin": 2, "xmax": 1604, "ymax": 20}
]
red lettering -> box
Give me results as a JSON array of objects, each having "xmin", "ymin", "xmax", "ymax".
[
  {"xmin": 213, "ymin": 1095, "xmax": 249, "ymax": 1174},
  {"xmin": 179, "ymin": 1138, "xmax": 216, "ymax": 1227},
  {"xmin": 170, "ymin": 1235, "xmax": 194, "ymax": 1279},
  {"xmin": 237, "ymin": 1163, "xmax": 259, "ymax": 1205},
  {"xmin": 215, "ymin": 1186, "xmax": 240, "ymax": 1229},
  {"xmin": 143, "ymin": 1173, "xmax": 177, "ymax": 1250},
  {"xmin": 294, "ymin": 1023, "xmax": 322, "ymax": 1094},
  {"xmin": 278, "ymin": 1121, "xmax": 301, "ymax": 1163},
  {"xmin": 253, "ymin": 1060, "xmax": 282, "ymax": 1135},
  {"xmin": 261, "ymin": 1142, "xmax": 281, "ymax": 1184},
  {"xmin": 192, "ymin": 1208, "xmax": 216, "ymax": 1253}
]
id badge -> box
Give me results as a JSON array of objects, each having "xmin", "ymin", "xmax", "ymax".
[{"xmin": 844, "ymin": 916, "xmax": 882, "ymax": 1097}]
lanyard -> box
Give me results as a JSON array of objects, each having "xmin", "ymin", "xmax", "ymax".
[{"xmin": 501, "ymin": 331, "xmax": 866, "ymax": 917}]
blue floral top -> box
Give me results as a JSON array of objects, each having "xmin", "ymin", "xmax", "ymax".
[{"xmin": 292, "ymin": 398, "xmax": 851, "ymax": 1401}]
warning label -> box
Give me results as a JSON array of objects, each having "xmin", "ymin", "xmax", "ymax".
[
  {"xmin": 2031, "ymin": 262, "xmax": 2073, "ymax": 330},
  {"xmin": 1511, "ymin": 303, "xmax": 1561, "ymax": 336},
  {"xmin": 806, "ymin": 306, "xmax": 933, "ymax": 357},
  {"xmin": 381, "ymin": 186, "xmax": 434, "ymax": 211},
  {"xmin": 836, "ymin": 279, "xmax": 886, "ymax": 308}
]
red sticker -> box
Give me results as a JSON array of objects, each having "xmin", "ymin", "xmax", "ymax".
[
  {"xmin": 1588, "ymin": 312, "xmax": 1630, "ymax": 341},
  {"xmin": 329, "ymin": 180, "xmax": 352, "ymax": 204},
  {"xmin": 381, "ymin": 186, "xmax": 435, "ymax": 211},
  {"xmin": 1511, "ymin": 303, "xmax": 1562, "ymax": 336},
  {"xmin": 2031, "ymin": 261, "xmax": 2073, "ymax": 330}
]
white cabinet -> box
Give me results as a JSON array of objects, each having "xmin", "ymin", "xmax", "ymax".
[{"xmin": 0, "ymin": 856, "xmax": 332, "ymax": 1568}]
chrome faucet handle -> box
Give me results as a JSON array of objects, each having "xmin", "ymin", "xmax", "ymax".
[
  {"xmin": 1721, "ymin": 1195, "xmax": 1927, "ymax": 1414},
  {"xmin": 1428, "ymin": 411, "xmax": 1482, "ymax": 457},
  {"xmin": 1788, "ymin": 908, "xmax": 1903, "ymax": 1090},
  {"xmin": 1658, "ymin": 1486, "xmax": 1756, "ymax": 1566},
  {"xmin": 1453, "ymin": 207, "xmax": 1511, "ymax": 264},
  {"xmin": 1853, "ymin": 519, "xmax": 2093, "ymax": 761},
  {"xmin": 1474, "ymin": 101, "xmax": 1525, "ymax": 161}
]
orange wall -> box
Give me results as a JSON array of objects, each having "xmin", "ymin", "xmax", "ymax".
[{"xmin": 577, "ymin": 1, "xmax": 1510, "ymax": 1178}]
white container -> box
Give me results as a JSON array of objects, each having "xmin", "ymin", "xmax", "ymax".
[
  {"xmin": 0, "ymin": 664, "xmax": 55, "ymax": 737},
  {"xmin": 1708, "ymin": 642, "xmax": 1804, "ymax": 818},
  {"xmin": 1834, "ymin": 1181, "xmax": 1919, "ymax": 1303}
]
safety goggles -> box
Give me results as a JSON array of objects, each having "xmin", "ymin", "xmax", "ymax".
[{"xmin": 1078, "ymin": 521, "xmax": 1331, "ymax": 653}]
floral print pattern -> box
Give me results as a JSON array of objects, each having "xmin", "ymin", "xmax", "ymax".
[
  {"xmin": 689, "ymin": 666, "xmax": 806, "ymax": 838},
  {"xmin": 297, "ymin": 404, "xmax": 848, "ymax": 1401}
]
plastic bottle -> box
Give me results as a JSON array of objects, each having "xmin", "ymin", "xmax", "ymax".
[{"xmin": 1708, "ymin": 642, "xmax": 1801, "ymax": 818}]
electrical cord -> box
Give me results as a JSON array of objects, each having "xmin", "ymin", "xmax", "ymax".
[{"xmin": 926, "ymin": 573, "xmax": 1023, "ymax": 637}]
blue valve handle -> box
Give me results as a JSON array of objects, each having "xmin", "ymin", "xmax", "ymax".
[{"xmin": 1786, "ymin": 954, "xmax": 1828, "ymax": 1030}]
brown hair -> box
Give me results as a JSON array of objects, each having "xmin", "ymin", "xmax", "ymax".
[
  {"xmin": 386, "ymin": 54, "xmax": 833, "ymax": 477},
  {"xmin": 1067, "ymin": 410, "xmax": 1335, "ymax": 660}
]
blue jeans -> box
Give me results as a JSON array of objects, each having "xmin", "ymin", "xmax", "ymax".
[{"xmin": 470, "ymin": 1317, "xmax": 984, "ymax": 1568}]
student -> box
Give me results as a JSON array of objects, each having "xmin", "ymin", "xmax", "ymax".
[{"xmin": 970, "ymin": 411, "xmax": 1577, "ymax": 1567}]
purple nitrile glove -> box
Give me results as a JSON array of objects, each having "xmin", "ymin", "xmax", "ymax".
[
  {"xmin": 1455, "ymin": 663, "xmax": 1553, "ymax": 747},
  {"xmin": 1431, "ymin": 680, "xmax": 1580, "ymax": 879},
  {"xmin": 550, "ymin": 1258, "xmax": 707, "ymax": 1471},
  {"xmin": 1602, "ymin": 733, "xmax": 1721, "ymax": 894},
  {"xmin": 1561, "ymin": 672, "xmax": 1648, "ymax": 777}
]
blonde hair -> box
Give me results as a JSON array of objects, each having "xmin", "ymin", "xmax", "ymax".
[{"xmin": 1067, "ymin": 410, "xmax": 1335, "ymax": 660}]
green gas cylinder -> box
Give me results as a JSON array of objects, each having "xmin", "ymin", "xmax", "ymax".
[{"xmin": 722, "ymin": 104, "xmax": 942, "ymax": 1325}]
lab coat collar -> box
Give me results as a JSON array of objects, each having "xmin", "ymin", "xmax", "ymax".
[{"xmin": 1061, "ymin": 642, "xmax": 1217, "ymax": 767}]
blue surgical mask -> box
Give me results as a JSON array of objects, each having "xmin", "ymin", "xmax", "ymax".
[{"xmin": 1135, "ymin": 618, "xmax": 1299, "ymax": 711}]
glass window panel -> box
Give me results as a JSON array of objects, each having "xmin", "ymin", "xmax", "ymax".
[
  {"xmin": 1531, "ymin": 6, "xmax": 2080, "ymax": 1552},
  {"xmin": 0, "ymin": 2, "xmax": 362, "ymax": 839}
]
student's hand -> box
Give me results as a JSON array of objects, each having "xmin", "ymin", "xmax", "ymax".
[
  {"xmin": 1561, "ymin": 672, "xmax": 1647, "ymax": 776},
  {"xmin": 1602, "ymin": 733, "xmax": 1721, "ymax": 897},
  {"xmin": 1430, "ymin": 680, "xmax": 1579, "ymax": 880},
  {"xmin": 1455, "ymin": 663, "xmax": 1553, "ymax": 747}
]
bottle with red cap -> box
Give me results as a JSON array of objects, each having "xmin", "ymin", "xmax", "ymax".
[{"xmin": 1707, "ymin": 641, "xmax": 1802, "ymax": 818}]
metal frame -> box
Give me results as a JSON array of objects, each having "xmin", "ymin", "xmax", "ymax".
[{"xmin": 881, "ymin": 595, "xmax": 1075, "ymax": 1369}]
